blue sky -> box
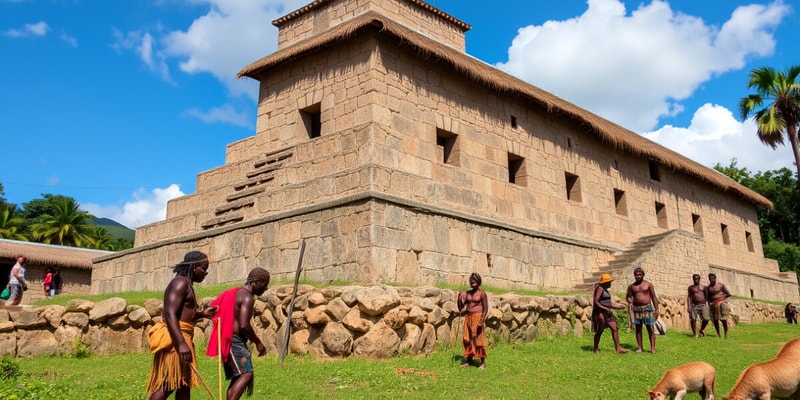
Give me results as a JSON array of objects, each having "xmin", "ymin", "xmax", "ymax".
[{"xmin": 1, "ymin": 0, "xmax": 797, "ymax": 229}]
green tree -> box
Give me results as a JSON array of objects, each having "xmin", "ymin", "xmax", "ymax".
[
  {"xmin": 0, "ymin": 204, "xmax": 28, "ymax": 241},
  {"xmin": 715, "ymin": 160, "xmax": 800, "ymax": 273},
  {"xmin": 19, "ymin": 194, "xmax": 76, "ymax": 236},
  {"xmin": 86, "ymin": 226, "xmax": 115, "ymax": 251},
  {"xmin": 763, "ymin": 240, "xmax": 800, "ymax": 274},
  {"xmin": 715, "ymin": 160, "xmax": 800, "ymax": 245},
  {"xmin": 0, "ymin": 183, "xmax": 7, "ymax": 210},
  {"xmin": 30, "ymin": 196, "xmax": 95, "ymax": 247},
  {"xmin": 738, "ymin": 65, "xmax": 800, "ymax": 179}
]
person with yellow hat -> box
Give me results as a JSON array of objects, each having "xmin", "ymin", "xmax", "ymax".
[{"xmin": 592, "ymin": 273, "xmax": 628, "ymax": 354}]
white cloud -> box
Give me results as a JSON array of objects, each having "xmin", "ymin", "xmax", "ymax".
[
  {"xmin": 114, "ymin": 0, "xmax": 304, "ymax": 99},
  {"xmin": 184, "ymin": 104, "xmax": 252, "ymax": 127},
  {"xmin": 111, "ymin": 29, "xmax": 173, "ymax": 83},
  {"xmin": 60, "ymin": 32, "xmax": 77, "ymax": 47},
  {"xmin": 643, "ymin": 103, "xmax": 793, "ymax": 172},
  {"xmin": 4, "ymin": 21, "xmax": 49, "ymax": 38},
  {"xmin": 496, "ymin": 0, "xmax": 789, "ymax": 132},
  {"xmin": 83, "ymin": 184, "xmax": 185, "ymax": 229}
]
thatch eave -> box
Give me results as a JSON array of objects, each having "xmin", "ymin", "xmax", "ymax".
[
  {"xmin": 271, "ymin": 0, "xmax": 471, "ymax": 31},
  {"xmin": 0, "ymin": 239, "xmax": 114, "ymax": 270},
  {"xmin": 238, "ymin": 12, "xmax": 773, "ymax": 210}
]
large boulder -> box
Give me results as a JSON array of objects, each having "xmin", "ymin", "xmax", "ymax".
[
  {"xmin": 321, "ymin": 322, "xmax": 353, "ymax": 357},
  {"xmin": 353, "ymin": 322, "xmax": 400, "ymax": 358},
  {"xmin": 356, "ymin": 286, "xmax": 400, "ymax": 316},
  {"xmin": 89, "ymin": 297, "xmax": 127, "ymax": 323}
]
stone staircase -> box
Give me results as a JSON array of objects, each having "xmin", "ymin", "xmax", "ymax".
[
  {"xmin": 573, "ymin": 230, "xmax": 676, "ymax": 292},
  {"xmin": 200, "ymin": 146, "xmax": 294, "ymax": 230}
]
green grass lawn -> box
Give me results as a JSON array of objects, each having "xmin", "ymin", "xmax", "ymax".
[{"xmin": 1, "ymin": 321, "xmax": 798, "ymax": 399}]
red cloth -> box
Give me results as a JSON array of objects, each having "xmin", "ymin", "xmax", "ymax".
[
  {"xmin": 206, "ymin": 287, "xmax": 243, "ymax": 362},
  {"xmin": 43, "ymin": 273, "xmax": 52, "ymax": 291}
]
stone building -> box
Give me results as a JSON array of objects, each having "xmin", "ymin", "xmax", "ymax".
[{"xmin": 93, "ymin": 0, "xmax": 798, "ymax": 302}]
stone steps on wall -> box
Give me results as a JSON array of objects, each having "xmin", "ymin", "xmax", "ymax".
[
  {"xmin": 200, "ymin": 147, "xmax": 294, "ymax": 230},
  {"xmin": 573, "ymin": 230, "xmax": 676, "ymax": 292},
  {"xmin": 200, "ymin": 147, "xmax": 294, "ymax": 229}
]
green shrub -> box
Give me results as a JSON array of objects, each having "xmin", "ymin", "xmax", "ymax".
[
  {"xmin": 70, "ymin": 337, "xmax": 91, "ymax": 359},
  {"xmin": 0, "ymin": 357, "xmax": 20, "ymax": 380}
]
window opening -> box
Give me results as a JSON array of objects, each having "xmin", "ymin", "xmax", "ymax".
[
  {"xmin": 565, "ymin": 172, "xmax": 582, "ymax": 202},
  {"xmin": 721, "ymin": 224, "xmax": 730, "ymax": 245},
  {"xmin": 655, "ymin": 202, "xmax": 668, "ymax": 228},
  {"xmin": 692, "ymin": 214, "xmax": 703, "ymax": 236},
  {"xmin": 436, "ymin": 128, "xmax": 459, "ymax": 165},
  {"xmin": 508, "ymin": 153, "xmax": 526, "ymax": 186},
  {"xmin": 649, "ymin": 160, "xmax": 661, "ymax": 181},
  {"xmin": 300, "ymin": 103, "xmax": 321, "ymax": 139},
  {"xmin": 614, "ymin": 189, "xmax": 627, "ymax": 216}
]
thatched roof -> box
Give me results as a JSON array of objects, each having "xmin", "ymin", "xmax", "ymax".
[
  {"xmin": 271, "ymin": 0, "xmax": 470, "ymax": 31},
  {"xmin": 0, "ymin": 239, "xmax": 113, "ymax": 270},
  {"xmin": 239, "ymin": 11, "xmax": 773, "ymax": 209}
]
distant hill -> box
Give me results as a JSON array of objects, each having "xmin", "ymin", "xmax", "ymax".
[{"xmin": 90, "ymin": 217, "xmax": 135, "ymax": 242}]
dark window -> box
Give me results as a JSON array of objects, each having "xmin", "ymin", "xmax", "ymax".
[
  {"xmin": 510, "ymin": 115, "xmax": 518, "ymax": 129},
  {"xmin": 655, "ymin": 202, "xmax": 667, "ymax": 228},
  {"xmin": 746, "ymin": 231, "xmax": 754, "ymax": 252},
  {"xmin": 614, "ymin": 189, "xmax": 627, "ymax": 216},
  {"xmin": 436, "ymin": 128, "xmax": 459, "ymax": 165},
  {"xmin": 649, "ymin": 160, "xmax": 661, "ymax": 181},
  {"xmin": 692, "ymin": 214, "xmax": 703, "ymax": 236},
  {"xmin": 508, "ymin": 153, "xmax": 526, "ymax": 186},
  {"xmin": 300, "ymin": 103, "xmax": 321, "ymax": 139},
  {"xmin": 565, "ymin": 172, "xmax": 581, "ymax": 202},
  {"xmin": 721, "ymin": 224, "xmax": 730, "ymax": 245}
]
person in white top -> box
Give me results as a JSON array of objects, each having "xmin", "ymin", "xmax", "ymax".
[{"xmin": 7, "ymin": 256, "xmax": 28, "ymax": 306}]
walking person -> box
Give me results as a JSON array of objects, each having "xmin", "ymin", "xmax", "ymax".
[
  {"xmin": 206, "ymin": 267, "xmax": 270, "ymax": 399},
  {"xmin": 687, "ymin": 274, "xmax": 710, "ymax": 337},
  {"xmin": 626, "ymin": 267, "xmax": 659, "ymax": 354},
  {"xmin": 146, "ymin": 251, "xmax": 218, "ymax": 400},
  {"xmin": 591, "ymin": 274, "xmax": 628, "ymax": 354},
  {"xmin": 7, "ymin": 256, "xmax": 28, "ymax": 306},
  {"xmin": 457, "ymin": 273, "xmax": 488, "ymax": 369},
  {"xmin": 706, "ymin": 273, "xmax": 731, "ymax": 339}
]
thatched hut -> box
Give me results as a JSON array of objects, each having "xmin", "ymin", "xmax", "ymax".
[{"xmin": 0, "ymin": 239, "xmax": 113, "ymax": 304}]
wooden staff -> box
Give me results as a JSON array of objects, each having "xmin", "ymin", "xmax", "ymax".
[
  {"xmin": 217, "ymin": 317, "xmax": 222, "ymax": 400},
  {"xmin": 189, "ymin": 363, "xmax": 216, "ymax": 400},
  {"xmin": 279, "ymin": 239, "xmax": 306, "ymax": 364}
]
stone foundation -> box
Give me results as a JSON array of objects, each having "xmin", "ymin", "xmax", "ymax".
[{"xmin": 0, "ymin": 285, "xmax": 787, "ymax": 358}]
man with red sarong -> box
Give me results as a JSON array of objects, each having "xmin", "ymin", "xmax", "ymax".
[{"xmin": 207, "ymin": 267, "xmax": 270, "ymax": 399}]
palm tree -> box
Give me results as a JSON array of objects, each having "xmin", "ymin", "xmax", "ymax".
[
  {"xmin": 0, "ymin": 204, "xmax": 28, "ymax": 241},
  {"xmin": 30, "ymin": 197, "xmax": 95, "ymax": 247},
  {"xmin": 739, "ymin": 65, "xmax": 800, "ymax": 179},
  {"xmin": 86, "ymin": 226, "xmax": 115, "ymax": 251}
]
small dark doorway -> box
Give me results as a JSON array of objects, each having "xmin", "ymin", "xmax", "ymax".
[{"xmin": 0, "ymin": 262, "xmax": 11, "ymax": 288}]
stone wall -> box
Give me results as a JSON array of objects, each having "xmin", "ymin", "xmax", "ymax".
[
  {"xmin": 274, "ymin": 0, "xmax": 468, "ymax": 52},
  {"xmin": 0, "ymin": 284, "xmax": 786, "ymax": 358}
]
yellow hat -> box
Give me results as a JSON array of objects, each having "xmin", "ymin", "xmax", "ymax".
[{"xmin": 599, "ymin": 274, "xmax": 614, "ymax": 284}]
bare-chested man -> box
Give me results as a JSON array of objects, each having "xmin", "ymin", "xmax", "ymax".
[
  {"xmin": 687, "ymin": 274, "xmax": 710, "ymax": 338},
  {"xmin": 207, "ymin": 267, "xmax": 270, "ymax": 400},
  {"xmin": 147, "ymin": 251, "xmax": 218, "ymax": 400},
  {"xmin": 626, "ymin": 267, "xmax": 658, "ymax": 353},
  {"xmin": 706, "ymin": 273, "xmax": 732, "ymax": 339}
]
